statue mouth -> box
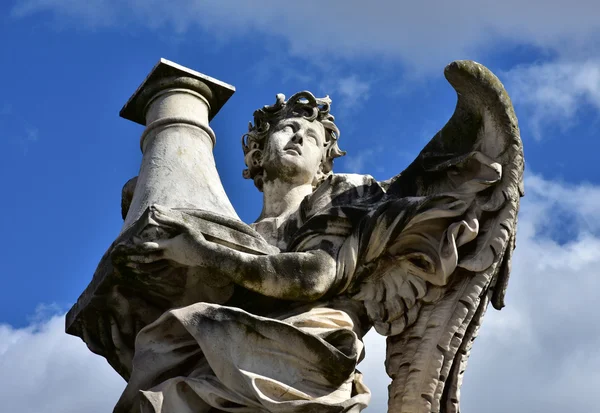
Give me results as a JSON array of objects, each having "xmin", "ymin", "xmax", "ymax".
[{"xmin": 284, "ymin": 146, "xmax": 302, "ymax": 156}]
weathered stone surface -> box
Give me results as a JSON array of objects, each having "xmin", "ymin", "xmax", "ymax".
[
  {"xmin": 67, "ymin": 60, "xmax": 524, "ymax": 413},
  {"xmin": 120, "ymin": 58, "xmax": 238, "ymax": 229},
  {"xmin": 66, "ymin": 59, "xmax": 243, "ymax": 379},
  {"xmin": 66, "ymin": 206, "xmax": 276, "ymax": 379},
  {"xmin": 120, "ymin": 58, "xmax": 234, "ymax": 125}
]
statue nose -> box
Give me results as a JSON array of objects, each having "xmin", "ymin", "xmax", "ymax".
[{"xmin": 292, "ymin": 133, "xmax": 303, "ymax": 145}]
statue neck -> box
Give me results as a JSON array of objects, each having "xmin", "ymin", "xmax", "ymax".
[{"xmin": 258, "ymin": 179, "xmax": 313, "ymax": 221}]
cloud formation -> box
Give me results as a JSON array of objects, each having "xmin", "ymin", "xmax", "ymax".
[
  {"xmin": 458, "ymin": 173, "xmax": 600, "ymax": 412},
  {"xmin": 342, "ymin": 146, "xmax": 384, "ymax": 175},
  {"xmin": 11, "ymin": 0, "xmax": 600, "ymax": 71},
  {"xmin": 2, "ymin": 174, "xmax": 598, "ymax": 412},
  {"xmin": 0, "ymin": 314, "xmax": 125, "ymax": 413},
  {"xmin": 363, "ymin": 173, "xmax": 600, "ymax": 411},
  {"xmin": 333, "ymin": 75, "xmax": 371, "ymax": 109},
  {"xmin": 503, "ymin": 60, "xmax": 600, "ymax": 139}
]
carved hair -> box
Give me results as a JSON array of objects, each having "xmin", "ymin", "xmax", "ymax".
[{"xmin": 241, "ymin": 91, "xmax": 346, "ymax": 191}]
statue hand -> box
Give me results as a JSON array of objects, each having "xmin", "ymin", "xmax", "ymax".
[{"xmin": 112, "ymin": 205, "xmax": 210, "ymax": 273}]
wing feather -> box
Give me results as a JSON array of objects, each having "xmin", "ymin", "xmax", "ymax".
[{"xmin": 347, "ymin": 60, "xmax": 523, "ymax": 413}]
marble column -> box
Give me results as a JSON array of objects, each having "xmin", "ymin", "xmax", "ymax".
[
  {"xmin": 120, "ymin": 58, "xmax": 238, "ymax": 230},
  {"xmin": 65, "ymin": 60, "xmax": 240, "ymax": 380}
]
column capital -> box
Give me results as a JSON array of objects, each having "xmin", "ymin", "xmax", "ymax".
[{"xmin": 120, "ymin": 58, "xmax": 236, "ymax": 125}]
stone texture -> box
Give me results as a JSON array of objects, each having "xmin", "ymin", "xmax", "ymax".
[
  {"xmin": 67, "ymin": 60, "xmax": 524, "ymax": 413},
  {"xmin": 120, "ymin": 58, "xmax": 238, "ymax": 228},
  {"xmin": 66, "ymin": 59, "xmax": 244, "ymax": 379},
  {"xmin": 120, "ymin": 58, "xmax": 234, "ymax": 125}
]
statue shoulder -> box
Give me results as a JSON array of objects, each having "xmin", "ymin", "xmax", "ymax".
[
  {"xmin": 313, "ymin": 173, "xmax": 384, "ymax": 204},
  {"xmin": 329, "ymin": 172, "xmax": 379, "ymax": 185},
  {"xmin": 298, "ymin": 173, "xmax": 386, "ymax": 224}
]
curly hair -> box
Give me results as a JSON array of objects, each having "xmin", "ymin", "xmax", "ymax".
[{"xmin": 241, "ymin": 91, "xmax": 345, "ymax": 191}]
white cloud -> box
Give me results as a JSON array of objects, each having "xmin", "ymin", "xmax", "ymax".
[
  {"xmin": 503, "ymin": 59, "xmax": 600, "ymax": 139},
  {"xmin": 11, "ymin": 0, "xmax": 600, "ymax": 72},
  {"xmin": 3, "ymin": 174, "xmax": 599, "ymax": 412},
  {"xmin": 361, "ymin": 330, "xmax": 388, "ymax": 412},
  {"xmin": 525, "ymin": 174, "xmax": 600, "ymax": 234},
  {"xmin": 340, "ymin": 145, "xmax": 386, "ymax": 175},
  {"xmin": 0, "ymin": 313, "xmax": 125, "ymax": 413},
  {"xmin": 359, "ymin": 173, "xmax": 600, "ymax": 411},
  {"xmin": 332, "ymin": 76, "xmax": 371, "ymax": 110},
  {"xmin": 11, "ymin": 0, "xmax": 118, "ymax": 27},
  {"xmin": 342, "ymin": 149, "xmax": 377, "ymax": 174},
  {"xmin": 458, "ymin": 173, "xmax": 600, "ymax": 412}
]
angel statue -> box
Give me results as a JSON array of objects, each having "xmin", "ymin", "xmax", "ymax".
[{"xmin": 67, "ymin": 60, "xmax": 523, "ymax": 413}]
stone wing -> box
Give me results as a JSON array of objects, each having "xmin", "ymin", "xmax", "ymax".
[{"xmin": 349, "ymin": 61, "xmax": 524, "ymax": 413}]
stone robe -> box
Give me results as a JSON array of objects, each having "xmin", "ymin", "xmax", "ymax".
[{"xmin": 114, "ymin": 171, "xmax": 485, "ymax": 413}]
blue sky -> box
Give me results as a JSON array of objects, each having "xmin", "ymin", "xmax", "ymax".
[{"xmin": 1, "ymin": 1, "xmax": 599, "ymax": 412}]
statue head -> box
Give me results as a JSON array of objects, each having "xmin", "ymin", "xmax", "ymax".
[{"xmin": 242, "ymin": 91, "xmax": 345, "ymax": 191}]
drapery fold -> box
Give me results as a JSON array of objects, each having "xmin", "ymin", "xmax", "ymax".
[{"xmin": 115, "ymin": 303, "xmax": 371, "ymax": 413}]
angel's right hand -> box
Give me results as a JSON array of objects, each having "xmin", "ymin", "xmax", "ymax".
[
  {"xmin": 111, "ymin": 239, "xmax": 171, "ymax": 275},
  {"xmin": 112, "ymin": 231, "xmax": 209, "ymax": 275}
]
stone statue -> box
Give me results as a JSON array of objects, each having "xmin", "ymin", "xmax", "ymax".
[{"xmin": 66, "ymin": 59, "xmax": 524, "ymax": 413}]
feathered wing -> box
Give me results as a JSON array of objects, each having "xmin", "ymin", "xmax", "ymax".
[{"xmin": 347, "ymin": 60, "xmax": 524, "ymax": 413}]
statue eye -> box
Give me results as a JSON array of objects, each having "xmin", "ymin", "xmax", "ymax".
[{"xmin": 274, "ymin": 124, "xmax": 292, "ymax": 134}]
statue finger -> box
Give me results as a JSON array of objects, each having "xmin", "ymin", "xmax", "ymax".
[
  {"xmin": 112, "ymin": 243, "xmax": 137, "ymax": 264},
  {"xmin": 127, "ymin": 252, "xmax": 164, "ymax": 264},
  {"xmin": 138, "ymin": 241, "xmax": 161, "ymax": 251},
  {"xmin": 124, "ymin": 262, "xmax": 149, "ymax": 273},
  {"xmin": 149, "ymin": 206, "xmax": 188, "ymax": 231},
  {"xmin": 124, "ymin": 260, "xmax": 170, "ymax": 274},
  {"xmin": 140, "ymin": 260, "xmax": 171, "ymax": 273},
  {"xmin": 112, "ymin": 242, "xmax": 133, "ymax": 254},
  {"xmin": 114, "ymin": 241, "xmax": 161, "ymax": 256}
]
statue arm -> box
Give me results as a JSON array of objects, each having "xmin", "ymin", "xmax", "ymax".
[
  {"xmin": 202, "ymin": 243, "xmax": 337, "ymax": 301},
  {"xmin": 113, "ymin": 205, "xmax": 338, "ymax": 302}
]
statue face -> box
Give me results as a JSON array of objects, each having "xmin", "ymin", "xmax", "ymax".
[{"xmin": 262, "ymin": 117, "xmax": 326, "ymax": 185}]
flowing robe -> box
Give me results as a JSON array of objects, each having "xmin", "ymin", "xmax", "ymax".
[{"xmin": 114, "ymin": 170, "xmax": 484, "ymax": 413}]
